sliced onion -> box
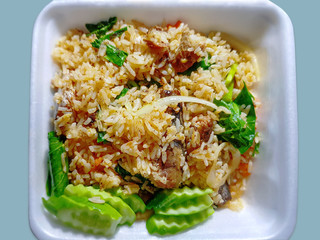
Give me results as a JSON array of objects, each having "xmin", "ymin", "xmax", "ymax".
[
  {"xmin": 206, "ymin": 143, "xmax": 241, "ymax": 189},
  {"xmin": 135, "ymin": 96, "xmax": 225, "ymax": 116}
]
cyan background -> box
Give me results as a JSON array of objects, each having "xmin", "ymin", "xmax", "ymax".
[{"xmin": 0, "ymin": 0, "xmax": 317, "ymax": 239}]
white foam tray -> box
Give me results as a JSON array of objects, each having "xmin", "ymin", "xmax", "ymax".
[{"xmin": 29, "ymin": 0, "xmax": 298, "ymax": 239}]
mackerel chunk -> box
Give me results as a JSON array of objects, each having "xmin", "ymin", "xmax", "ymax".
[
  {"xmin": 154, "ymin": 140, "xmax": 185, "ymax": 189},
  {"xmin": 218, "ymin": 182, "xmax": 232, "ymax": 205},
  {"xmin": 151, "ymin": 90, "xmax": 186, "ymax": 189}
]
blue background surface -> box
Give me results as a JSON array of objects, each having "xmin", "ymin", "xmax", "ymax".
[{"xmin": 0, "ymin": 0, "xmax": 318, "ymax": 239}]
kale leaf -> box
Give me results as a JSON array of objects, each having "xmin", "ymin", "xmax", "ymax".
[
  {"xmin": 126, "ymin": 80, "xmax": 140, "ymax": 89},
  {"xmin": 115, "ymin": 88, "xmax": 129, "ymax": 99},
  {"xmin": 91, "ymin": 27, "xmax": 128, "ymax": 49},
  {"xmin": 86, "ymin": 17, "xmax": 117, "ymax": 38},
  {"xmin": 97, "ymin": 131, "xmax": 109, "ymax": 144},
  {"xmin": 115, "ymin": 164, "xmax": 154, "ymax": 188},
  {"xmin": 215, "ymin": 83, "xmax": 256, "ymax": 154},
  {"xmin": 144, "ymin": 79, "xmax": 162, "ymax": 88},
  {"xmin": 115, "ymin": 164, "xmax": 132, "ymax": 179},
  {"xmin": 115, "ymin": 79, "xmax": 161, "ymax": 100},
  {"xmin": 105, "ymin": 45, "xmax": 128, "ymax": 66},
  {"xmin": 252, "ymin": 141, "xmax": 260, "ymax": 157},
  {"xmin": 181, "ymin": 55, "xmax": 213, "ymax": 76},
  {"xmin": 47, "ymin": 131, "xmax": 69, "ymax": 197},
  {"xmin": 222, "ymin": 63, "xmax": 238, "ymax": 102}
]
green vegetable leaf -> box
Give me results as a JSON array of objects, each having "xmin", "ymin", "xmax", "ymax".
[
  {"xmin": 105, "ymin": 45, "xmax": 128, "ymax": 66},
  {"xmin": 181, "ymin": 55, "xmax": 213, "ymax": 76},
  {"xmin": 91, "ymin": 27, "xmax": 128, "ymax": 49},
  {"xmin": 222, "ymin": 63, "xmax": 238, "ymax": 102},
  {"xmin": 86, "ymin": 17, "xmax": 117, "ymax": 38},
  {"xmin": 46, "ymin": 158, "xmax": 52, "ymax": 196},
  {"xmin": 215, "ymin": 100, "xmax": 246, "ymax": 131},
  {"xmin": 115, "ymin": 88, "xmax": 129, "ymax": 99},
  {"xmin": 47, "ymin": 131, "xmax": 69, "ymax": 197},
  {"xmin": 97, "ymin": 131, "xmax": 109, "ymax": 144},
  {"xmin": 106, "ymin": 27, "xmax": 127, "ymax": 39},
  {"xmin": 215, "ymin": 83, "xmax": 256, "ymax": 154}
]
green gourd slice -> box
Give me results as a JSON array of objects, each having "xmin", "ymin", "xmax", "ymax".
[
  {"xmin": 146, "ymin": 206, "xmax": 214, "ymax": 235},
  {"xmin": 108, "ymin": 187, "xmax": 146, "ymax": 213},
  {"xmin": 64, "ymin": 184, "xmax": 135, "ymax": 225},
  {"xmin": 147, "ymin": 186, "xmax": 213, "ymax": 210},
  {"xmin": 42, "ymin": 195, "xmax": 122, "ymax": 236},
  {"xmin": 155, "ymin": 194, "xmax": 213, "ymax": 216}
]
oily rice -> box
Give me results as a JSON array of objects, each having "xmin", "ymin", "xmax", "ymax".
[{"xmin": 51, "ymin": 19, "xmax": 259, "ymax": 207}]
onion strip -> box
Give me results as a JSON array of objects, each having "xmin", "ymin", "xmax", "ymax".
[
  {"xmin": 206, "ymin": 144, "xmax": 241, "ymax": 189},
  {"xmin": 135, "ymin": 96, "xmax": 229, "ymax": 116}
]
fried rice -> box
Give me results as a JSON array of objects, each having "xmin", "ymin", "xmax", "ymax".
[{"xmin": 51, "ymin": 19, "xmax": 259, "ymax": 209}]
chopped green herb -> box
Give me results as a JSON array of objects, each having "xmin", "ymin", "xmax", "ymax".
[
  {"xmin": 115, "ymin": 88, "xmax": 129, "ymax": 99},
  {"xmin": 143, "ymin": 79, "xmax": 162, "ymax": 88},
  {"xmin": 97, "ymin": 131, "xmax": 109, "ymax": 144},
  {"xmin": 91, "ymin": 38, "xmax": 105, "ymax": 49},
  {"xmin": 180, "ymin": 61, "xmax": 200, "ymax": 76},
  {"xmin": 127, "ymin": 80, "xmax": 140, "ymax": 89},
  {"xmin": 86, "ymin": 17, "xmax": 117, "ymax": 38},
  {"xmin": 115, "ymin": 164, "xmax": 132, "ymax": 179},
  {"xmin": 105, "ymin": 45, "xmax": 128, "ymax": 66},
  {"xmin": 115, "ymin": 164, "xmax": 147, "ymax": 183},
  {"xmin": 252, "ymin": 141, "xmax": 260, "ymax": 156},
  {"xmin": 150, "ymin": 79, "xmax": 162, "ymax": 88},
  {"xmin": 106, "ymin": 27, "xmax": 127, "ymax": 39},
  {"xmin": 115, "ymin": 164, "xmax": 154, "ymax": 188},
  {"xmin": 222, "ymin": 63, "xmax": 238, "ymax": 102},
  {"xmin": 91, "ymin": 27, "xmax": 128, "ymax": 49},
  {"xmin": 215, "ymin": 83, "xmax": 256, "ymax": 154},
  {"xmin": 199, "ymin": 57, "xmax": 212, "ymax": 70},
  {"xmin": 181, "ymin": 55, "xmax": 213, "ymax": 76}
]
